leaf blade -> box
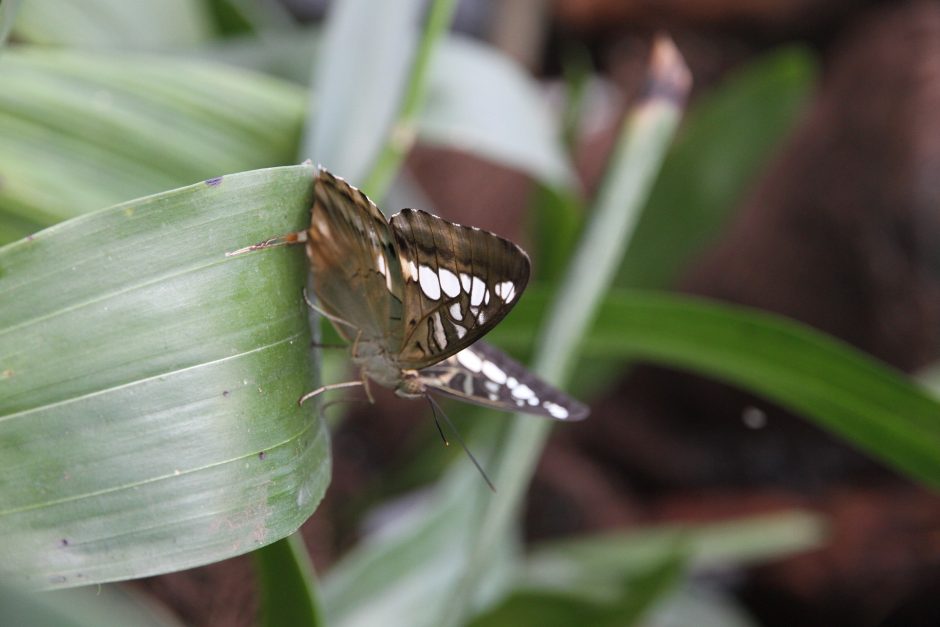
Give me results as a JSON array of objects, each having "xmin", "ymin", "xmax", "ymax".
[{"xmin": 0, "ymin": 165, "xmax": 329, "ymax": 588}]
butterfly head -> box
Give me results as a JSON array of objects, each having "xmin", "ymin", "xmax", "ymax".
[{"xmin": 395, "ymin": 369, "xmax": 426, "ymax": 400}]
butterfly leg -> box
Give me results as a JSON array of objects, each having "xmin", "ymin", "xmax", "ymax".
[
  {"xmin": 302, "ymin": 288, "xmax": 359, "ymax": 332},
  {"xmin": 360, "ymin": 371, "xmax": 375, "ymax": 404},
  {"xmin": 225, "ymin": 230, "xmax": 308, "ymax": 257},
  {"xmin": 298, "ymin": 380, "xmax": 364, "ymax": 406}
]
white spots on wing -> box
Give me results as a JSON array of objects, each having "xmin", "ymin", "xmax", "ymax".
[
  {"xmin": 314, "ymin": 218, "xmax": 330, "ymax": 237},
  {"xmin": 543, "ymin": 401, "xmax": 570, "ymax": 419},
  {"xmin": 484, "ymin": 381, "xmax": 500, "ymax": 393},
  {"xmin": 470, "ymin": 276, "xmax": 486, "ymax": 306},
  {"xmin": 527, "ymin": 397, "xmax": 539, "ymax": 406},
  {"xmin": 485, "ymin": 289, "xmax": 491, "ymax": 305},
  {"xmin": 460, "ymin": 272, "xmax": 471, "ymax": 292},
  {"xmin": 511, "ymin": 384, "xmax": 535, "ymax": 400},
  {"xmin": 419, "ymin": 265, "xmax": 441, "ymax": 300},
  {"xmin": 431, "ymin": 311, "xmax": 447, "ymax": 348},
  {"xmin": 494, "ymin": 280, "xmax": 516, "ymax": 303},
  {"xmin": 377, "ymin": 254, "xmax": 393, "ymax": 291},
  {"xmin": 481, "ymin": 360, "xmax": 507, "ymax": 384},
  {"xmin": 488, "ymin": 393, "xmax": 499, "ymax": 401},
  {"xmin": 453, "ymin": 324, "xmax": 467, "ymax": 339},
  {"xmin": 457, "ymin": 349, "xmax": 483, "ymax": 372},
  {"xmin": 405, "ymin": 259, "xmax": 418, "ymax": 281},
  {"xmin": 439, "ymin": 268, "xmax": 461, "ymax": 297},
  {"xmin": 449, "ymin": 302, "xmax": 463, "ymax": 321},
  {"xmin": 506, "ymin": 376, "xmax": 518, "ymax": 388}
]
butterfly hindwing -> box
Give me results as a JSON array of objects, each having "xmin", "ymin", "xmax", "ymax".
[
  {"xmin": 389, "ymin": 209, "xmax": 530, "ymax": 369},
  {"xmin": 306, "ymin": 170, "xmax": 405, "ymax": 345},
  {"xmin": 418, "ymin": 341, "xmax": 588, "ymax": 421}
]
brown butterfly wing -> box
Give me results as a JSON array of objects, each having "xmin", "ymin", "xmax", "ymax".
[
  {"xmin": 305, "ymin": 169, "xmax": 404, "ymax": 346},
  {"xmin": 418, "ymin": 342, "xmax": 589, "ymax": 421},
  {"xmin": 389, "ymin": 209, "xmax": 530, "ymax": 369}
]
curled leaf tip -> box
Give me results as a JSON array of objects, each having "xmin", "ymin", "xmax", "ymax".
[{"xmin": 645, "ymin": 35, "xmax": 692, "ymax": 106}]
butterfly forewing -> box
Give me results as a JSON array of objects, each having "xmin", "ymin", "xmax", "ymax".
[
  {"xmin": 418, "ymin": 341, "xmax": 588, "ymax": 421},
  {"xmin": 306, "ymin": 170, "xmax": 404, "ymax": 345},
  {"xmin": 390, "ymin": 209, "xmax": 530, "ymax": 369}
]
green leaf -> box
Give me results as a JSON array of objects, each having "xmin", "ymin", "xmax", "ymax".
[
  {"xmin": 12, "ymin": 0, "xmax": 215, "ymax": 50},
  {"xmin": 0, "ymin": 48, "xmax": 305, "ymax": 240},
  {"xmin": 0, "ymin": 0, "xmax": 21, "ymax": 48},
  {"xmin": 1, "ymin": 581, "xmax": 184, "ymax": 627},
  {"xmin": 490, "ymin": 288, "xmax": 940, "ymax": 489},
  {"xmin": 522, "ymin": 510, "xmax": 825, "ymax": 594},
  {"xmin": 362, "ymin": 0, "xmax": 460, "ymax": 199},
  {"xmin": 437, "ymin": 38, "xmax": 692, "ymax": 627},
  {"xmin": 255, "ymin": 533, "xmax": 325, "ymax": 627},
  {"xmin": 417, "ymin": 35, "xmax": 574, "ymax": 190},
  {"xmin": 0, "ymin": 165, "xmax": 329, "ymax": 588},
  {"xmin": 618, "ymin": 46, "xmax": 816, "ymax": 289},
  {"xmin": 469, "ymin": 554, "xmax": 685, "ymax": 627},
  {"xmin": 321, "ymin": 469, "xmax": 514, "ymax": 627},
  {"xmin": 304, "ymin": 0, "xmax": 427, "ymax": 184}
]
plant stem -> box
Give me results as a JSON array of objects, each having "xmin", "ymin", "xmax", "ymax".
[{"xmin": 361, "ymin": 0, "xmax": 459, "ymax": 200}]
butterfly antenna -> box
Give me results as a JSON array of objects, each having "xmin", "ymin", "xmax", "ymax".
[
  {"xmin": 225, "ymin": 230, "xmax": 308, "ymax": 257},
  {"xmin": 426, "ymin": 394, "xmax": 496, "ymax": 492},
  {"xmin": 425, "ymin": 397, "xmax": 450, "ymax": 447}
]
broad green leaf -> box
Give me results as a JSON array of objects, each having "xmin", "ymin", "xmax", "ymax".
[
  {"xmin": 0, "ymin": 165, "xmax": 329, "ymax": 588},
  {"xmin": 618, "ymin": 46, "xmax": 816, "ymax": 289},
  {"xmin": 255, "ymin": 533, "xmax": 325, "ymax": 627},
  {"xmin": 0, "ymin": 48, "xmax": 305, "ymax": 241},
  {"xmin": 13, "ymin": 0, "xmax": 214, "ymax": 50},
  {"xmin": 489, "ymin": 288, "xmax": 940, "ymax": 489}
]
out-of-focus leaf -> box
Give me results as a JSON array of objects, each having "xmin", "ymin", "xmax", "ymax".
[
  {"xmin": 469, "ymin": 554, "xmax": 685, "ymax": 627},
  {"xmin": 647, "ymin": 585, "xmax": 759, "ymax": 627},
  {"xmin": 2, "ymin": 581, "xmax": 184, "ymax": 627},
  {"xmin": 304, "ymin": 0, "xmax": 427, "ymax": 184},
  {"xmin": 522, "ymin": 510, "xmax": 824, "ymax": 594},
  {"xmin": 617, "ymin": 46, "xmax": 816, "ymax": 289},
  {"xmin": 489, "ymin": 287, "xmax": 940, "ymax": 489},
  {"xmin": 437, "ymin": 38, "xmax": 692, "ymax": 627},
  {"xmin": 0, "ymin": 0, "xmax": 21, "ymax": 47},
  {"xmin": 255, "ymin": 533, "xmax": 324, "ymax": 627},
  {"xmin": 321, "ymin": 470, "xmax": 514, "ymax": 627},
  {"xmin": 12, "ymin": 0, "xmax": 214, "ymax": 50},
  {"xmin": 0, "ymin": 165, "xmax": 329, "ymax": 588},
  {"xmin": 418, "ymin": 35, "xmax": 574, "ymax": 189},
  {"xmin": 0, "ymin": 48, "xmax": 305, "ymax": 243}
]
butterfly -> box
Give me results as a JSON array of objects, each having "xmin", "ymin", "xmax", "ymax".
[
  {"xmin": 229, "ymin": 168, "xmax": 587, "ymax": 482},
  {"xmin": 296, "ymin": 168, "xmax": 587, "ymax": 419}
]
